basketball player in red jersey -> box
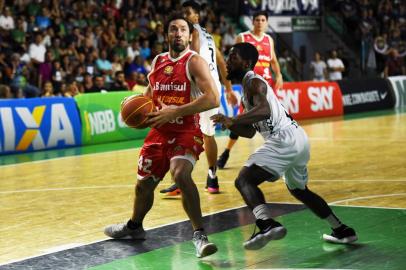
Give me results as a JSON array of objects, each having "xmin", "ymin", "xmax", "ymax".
[
  {"xmin": 160, "ymin": 0, "xmax": 238, "ymax": 196},
  {"xmin": 217, "ymin": 10, "xmax": 283, "ymax": 169},
  {"xmin": 104, "ymin": 13, "xmax": 219, "ymax": 258}
]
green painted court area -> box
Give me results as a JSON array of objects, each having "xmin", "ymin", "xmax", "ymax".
[{"xmin": 89, "ymin": 206, "xmax": 406, "ymax": 270}]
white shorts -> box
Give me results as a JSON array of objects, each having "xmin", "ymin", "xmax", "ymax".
[
  {"xmin": 199, "ymin": 107, "xmax": 219, "ymax": 136},
  {"xmin": 244, "ymin": 125, "xmax": 310, "ymax": 190}
]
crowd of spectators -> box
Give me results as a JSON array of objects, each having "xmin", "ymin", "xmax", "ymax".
[
  {"xmin": 332, "ymin": 0, "xmax": 405, "ymax": 77},
  {"xmin": 0, "ymin": 0, "xmax": 231, "ymax": 99}
]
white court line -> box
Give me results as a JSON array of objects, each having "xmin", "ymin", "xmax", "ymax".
[
  {"xmin": 1, "ymin": 179, "xmax": 406, "ymax": 194},
  {"xmin": 0, "ymin": 147, "xmax": 139, "ymax": 168},
  {"xmin": 330, "ymin": 193, "xmax": 406, "ymax": 205},
  {"xmin": 309, "ymin": 137, "xmax": 406, "ymax": 142}
]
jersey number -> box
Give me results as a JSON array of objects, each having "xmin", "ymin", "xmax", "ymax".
[
  {"xmin": 138, "ymin": 156, "xmax": 152, "ymax": 174},
  {"xmin": 209, "ymin": 47, "xmax": 214, "ymax": 63}
]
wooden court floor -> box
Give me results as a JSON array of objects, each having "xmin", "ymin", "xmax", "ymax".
[{"xmin": 0, "ymin": 110, "xmax": 405, "ymax": 267}]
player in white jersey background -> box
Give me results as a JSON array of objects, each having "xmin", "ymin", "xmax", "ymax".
[
  {"xmin": 160, "ymin": 0, "xmax": 238, "ymax": 196},
  {"xmin": 211, "ymin": 43, "xmax": 357, "ymax": 250}
]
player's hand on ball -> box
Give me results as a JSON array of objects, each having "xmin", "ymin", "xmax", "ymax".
[
  {"xmin": 146, "ymin": 99, "xmax": 178, "ymax": 128},
  {"xmin": 210, "ymin": 113, "xmax": 234, "ymax": 130}
]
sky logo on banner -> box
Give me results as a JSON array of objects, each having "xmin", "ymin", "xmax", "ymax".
[
  {"xmin": 276, "ymin": 88, "xmax": 300, "ymax": 114},
  {"xmin": 308, "ymin": 86, "xmax": 334, "ymax": 112},
  {"xmin": 0, "ymin": 104, "xmax": 76, "ymax": 153}
]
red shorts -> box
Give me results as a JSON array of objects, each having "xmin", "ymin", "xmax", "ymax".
[{"xmin": 137, "ymin": 128, "xmax": 204, "ymax": 181}]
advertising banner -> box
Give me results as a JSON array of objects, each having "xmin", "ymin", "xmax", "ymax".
[
  {"xmin": 276, "ymin": 81, "xmax": 344, "ymax": 120},
  {"xmin": 388, "ymin": 76, "xmax": 406, "ymax": 108},
  {"xmin": 337, "ymin": 78, "xmax": 395, "ymax": 113},
  {"xmin": 74, "ymin": 92, "xmax": 149, "ymax": 145},
  {"xmin": 291, "ymin": 16, "xmax": 321, "ymax": 31},
  {"xmin": 0, "ymin": 97, "xmax": 81, "ymax": 155},
  {"xmin": 247, "ymin": 0, "xmax": 320, "ymax": 16}
]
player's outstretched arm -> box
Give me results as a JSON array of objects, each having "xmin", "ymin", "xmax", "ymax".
[{"xmin": 211, "ymin": 113, "xmax": 256, "ymax": 138}]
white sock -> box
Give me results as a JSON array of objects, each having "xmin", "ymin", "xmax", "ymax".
[
  {"xmin": 253, "ymin": 204, "xmax": 272, "ymax": 220},
  {"xmin": 208, "ymin": 167, "xmax": 216, "ymax": 178},
  {"xmin": 325, "ymin": 213, "xmax": 342, "ymax": 229}
]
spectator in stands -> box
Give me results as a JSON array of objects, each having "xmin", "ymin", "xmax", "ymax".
[
  {"xmin": 0, "ymin": 50, "xmax": 8, "ymax": 84},
  {"xmin": 109, "ymin": 70, "xmax": 129, "ymax": 91},
  {"xmin": 39, "ymin": 51, "xmax": 53, "ymax": 88},
  {"xmin": 36, "ymin": 6, "xmax": 52, "ymax": 30},
  {"xmin": 80, "ymin": 72, "xmax": 94, "ymax": 93},
  {"xmin": 96, "ymin": 49, "xmax": 112, "ymax": 79},
  {"xmin": 310, "ymin": 52, "xmax": 328, "ymax": 81},
  {"xmin": 132, "ymin": 72, "xmax": 148, "ymax": 94},
  {"xmin": 41, "ymin": 80, "xmax": 55, "ymax": 97},
  {"xmin": 64, "ymin": 80, "xmax": 79, "ymax": 97},
  {"xmin": 149, "ymin": 23, "xmax": 165, "ymax": 45},
  {"xmin": 384, "ymin": 49, "xmax": 405, "ymax": 77},
  {"xmin": 279, "ymin": 50, "xmax": 294, "ymax": 79},
  {"xmin": 126, "ymin": 71, "xmax": 138, "ymax": 89},
  {"xmin": 84, "ymin": 53, "xmax": 97, "ymax": 75},
  {"xmin": 126, "ymin": 55, "xmax": 147, "ymax": 76},
  {"xmin": 0, "ymin": 6, "xmax": 15, "ymax": 30},
  {"xmin": 51, "ymin": 60, "xmax": 65, "ymax": 95},
  {"xmin": 9, "ymin": 53, "xmax": 41, "ymax": 98},
  {"xmin": 222, "ymin": 26, "xmax": 236, "ymax": 53},
  {"xmin": 0, "ymin": 84, "xmax": 12, "ymax": 99},
  {"xmin": 127, "ymin": 39, "xmax": 141, "ymax": 62},
  {"xmin": 140, "ymin": 39, "xmax": 151, "ymax": 60},
  {"xmin": 112, "ymin": 39, "xmax": 128, "ymax": 60},
  {"xmin": 29, "ymin": 33, "xmax": 46, "ymax": 64},
  {"xmin": 89, "ymin": 75, "xmax": 108, "ymax": 93},
  {"xmin": 11, "ymin": 17, "xmax": 26, "ymax": 50},
  {"xmin": 111, "ymin": 53, "xmax": 123, "ymax": 77},
  {"xmin": 327, "ymin": 50, "xmax": 345, "ymax": 81}
]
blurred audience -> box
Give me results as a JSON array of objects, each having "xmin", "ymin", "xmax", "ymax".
[{"xmin": 310, "ymin": 52, "xmax": 328, "ymax": 81}]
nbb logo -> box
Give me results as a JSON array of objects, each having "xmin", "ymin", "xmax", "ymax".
[
  {"xmin": 85, "ymin": 109, "xmax": 126, "ymax": 135},
  {"xmin": 0, "ymin": 103, "xmax": 77, "ymax": 153}
]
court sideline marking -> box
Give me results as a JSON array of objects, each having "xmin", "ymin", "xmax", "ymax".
[{"xmin": 1, "ymin": 179, "xmax": 406, "ymax": 194}]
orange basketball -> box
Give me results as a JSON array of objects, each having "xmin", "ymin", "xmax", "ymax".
[{"xmin": 121, "ymin": 95, "xmax": 155, "ymax": 129}]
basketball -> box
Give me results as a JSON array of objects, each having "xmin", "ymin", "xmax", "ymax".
[{"xmin": 121, "ymin": 95, "xmax": 155, "ymax": 129}]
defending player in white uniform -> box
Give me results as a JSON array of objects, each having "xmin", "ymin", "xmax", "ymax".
[{"xmin": 212, "ymin": 43, "xmax": 357, "ymax": 250}]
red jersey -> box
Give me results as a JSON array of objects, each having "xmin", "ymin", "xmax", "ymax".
[
  {"xmin": 147, "ymin": 50, "xmax": 201, "ymax": 133},
  {"xmin": 240, "ymin": 31, "xmax": 274, "ymax": 86}
]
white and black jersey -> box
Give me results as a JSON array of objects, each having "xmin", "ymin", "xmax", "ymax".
[{"xmin": 241, "ymin": 71, "xmax": 297, "ymax": 140}]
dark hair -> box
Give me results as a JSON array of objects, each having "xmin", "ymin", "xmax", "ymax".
[
  {"xmin": 164, "ymin": 12, "xmax": 194, "ymax": 34},
  {"xmin": 232, "ymin": 43, "xmax": 259, "ymax": 69},
  {"xmin": 115, "ymin": 70, "xmax": 124, "ymax": 77},
  {"xmin": 253, "ymin": 10, "xmax": 268, "ymax": 20},
  {"xmin": 182, "ymin": 0, "xmax": 201, "ymax": 13}
]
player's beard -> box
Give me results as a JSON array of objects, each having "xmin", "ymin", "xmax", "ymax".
[
  {"xmin": 172, "ymin": 41, "xmax": 186, "ymax": 53},
  {"xmin": 226, "ymin": 67, "xmax": 247, "ymax": 82}
]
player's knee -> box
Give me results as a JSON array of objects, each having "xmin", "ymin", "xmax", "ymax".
[
  {"xmin": 172, "ymin": 170, "xmax": 191, "ymax": 187},
  {"xmin": 235, "ymin": 173, "xmax": 249, "ymax": 191},
  {"xmin": 135, "ymin": 179, "xmax": 154, "ymax": 195},
  {"xmin": 288, "ymin": 186, "xmax": 308, "ymax": 201}
]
